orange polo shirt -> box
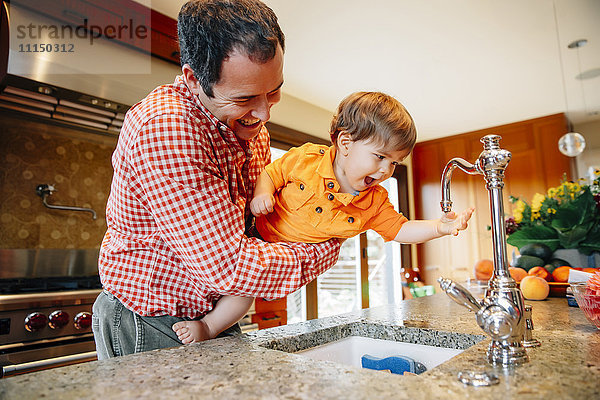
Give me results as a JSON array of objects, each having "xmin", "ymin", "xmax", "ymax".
[{"xmin": 256, "ymin": 143, "xmax": 408, "ymax": 243}]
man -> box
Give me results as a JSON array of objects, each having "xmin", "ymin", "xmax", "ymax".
[{"xmin": 92, "ymin": 0, "xmax": 341, "ymax": 359}]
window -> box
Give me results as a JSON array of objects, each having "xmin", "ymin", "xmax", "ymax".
[{"xmin": 367, "ymin": 177, "xmax": 404, "ymax": 308}]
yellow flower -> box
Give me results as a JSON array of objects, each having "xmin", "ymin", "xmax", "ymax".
[
  {"xmin": 531, "ymin": 211, "xmax": 541, "ymax": 221},
  {"xmin": 531, "ymin": 193, "xmax": 545, "ymax": 213},
  {"xmin": 548, "ymin": 208, "xmax": 556, "ymax": 214},
  {"xmin": 547, "ymin": 187, "xmax": 557, "ymax": 198},
  {"xmin": 513, "ymin": 200, "xmax": 525, "ymax": 223}
]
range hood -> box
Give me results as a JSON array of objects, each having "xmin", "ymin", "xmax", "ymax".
[{"xmin": 0, "ymin": 1, "xmax": 182, "ymax": 133}]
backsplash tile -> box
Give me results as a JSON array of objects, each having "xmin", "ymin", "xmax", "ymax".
[{"xmin": 0, "ymin": 112, "xmax": 117, "ymax": 249}]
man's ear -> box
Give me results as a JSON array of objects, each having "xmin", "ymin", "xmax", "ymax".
[
  {"xmin": 337, "ymin": 131, "xmax": 352, "ymax": 156},
  {"xmin": 182, "ymin": 64, "xmax": 202, "ymax": 93}
]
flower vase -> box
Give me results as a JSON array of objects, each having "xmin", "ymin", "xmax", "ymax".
[{"xmin": 552, "ymin": 249, "xmax": 600, "ymax": 269}]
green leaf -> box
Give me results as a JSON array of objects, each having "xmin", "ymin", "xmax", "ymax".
[
  {"xmin": 552, "ymin": 191, "xmax": 593, "ymax": 227},
  {"xmin": 551, "ymin": 188, "xmax": 598, "ymax": 248},
  {"xmin": 506, "ymin": 225, "xmax": 560, "ymax": 251},
  {"xmin": 579, "ymin": 224, "xmax": 600, "ymax": 255},
  {"xmin": 556, "ymin": 224, "xmax": 592, "ymax": 248}
]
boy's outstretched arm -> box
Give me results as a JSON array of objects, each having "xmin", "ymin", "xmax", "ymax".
[
  {"xmin": 250, "ymin": 170, "xmax": 277, "ymax": 216},
  {"xmin": 393, "ymin": 207, "xmax": 475, "ymax": 244}
]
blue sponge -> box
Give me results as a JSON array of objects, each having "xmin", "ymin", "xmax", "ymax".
[{"xmin": 361, "ymin": 354, "xmax": 427, "ymax": 375}]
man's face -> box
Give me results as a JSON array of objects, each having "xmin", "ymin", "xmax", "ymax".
[{"xmin": 189, "ymin": 45, "xmax": 284, "ymax": 142}]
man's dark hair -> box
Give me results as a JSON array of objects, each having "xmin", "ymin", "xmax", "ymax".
[{"xmin": 178, "ymin": 0, "xmax": 285, "ymax": 97}]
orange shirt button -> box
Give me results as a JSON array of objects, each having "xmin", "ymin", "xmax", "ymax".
[
  {"xmin": 327, "ymin": 193, "xmax": 334, "ymax": 201},
  {"xmin": 315, "ymin": 207, "xmax": 323, "ymax": 213},
  {"xmin": 348, "ymin": 217, "xmax": 355, "ymax": 223},
  {"xmin": 327, "ymin": 182, "xmax": 334, "ymax": 189},
  {"xmin": 299, "ymin": 183, "xmax": 305, "ymax": 190}
]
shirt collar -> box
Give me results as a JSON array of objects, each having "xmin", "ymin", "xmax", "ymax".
[{"xmin": 315, "ymin": 146, "xmax": 375, "ymax": 209}]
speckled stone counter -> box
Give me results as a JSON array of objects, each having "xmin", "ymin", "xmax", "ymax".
[{"xmin": 1, "ymin": 293, "xmax": 599, "ymax": 399}]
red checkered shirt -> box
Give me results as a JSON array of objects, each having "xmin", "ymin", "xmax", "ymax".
[{"xmin": 99, "ymin": 75, "xmax": 341, "ymax": 318}]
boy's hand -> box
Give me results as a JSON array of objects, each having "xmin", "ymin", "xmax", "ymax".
[
  {"xmin": 437, "ymin": 207, "xmax": 475, "ymax": 236},
  {"xmin": 250, "ymin": 193, "xmax": 275, "ymax": 217}
]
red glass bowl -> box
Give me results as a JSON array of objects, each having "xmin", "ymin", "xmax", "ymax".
[{"xmin": 570, "ymin": 283, "xmax": 600, "ymax": 330}]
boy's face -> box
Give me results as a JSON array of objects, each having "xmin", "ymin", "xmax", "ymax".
[{"xmin": 336, "ymin": 134, "xmax": 410, "ymax": 193}]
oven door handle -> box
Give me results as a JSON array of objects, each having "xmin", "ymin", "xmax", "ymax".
[{"xmin": 1, "ymin": 351, "xmax": 97, "ymax": 378}]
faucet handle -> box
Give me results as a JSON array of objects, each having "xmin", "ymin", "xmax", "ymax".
[
  {"xmin": 437, "ymin": 277, "xmax": 482, "ymax": 313},
  {"xmin": 36, "ymin": 183, "xmax": 56, "ymax": 197}
]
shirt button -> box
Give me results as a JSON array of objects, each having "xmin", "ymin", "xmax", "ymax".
[
  {"xmin": 327, "ymin": 193, "xmax": 334, "ymax": 201},
  {"xmin": 315, "ymin": 207, "xmax": 323, "ymax": 213},
  {"xmin": 299, "ymin": 183, "xmax": 305, "ymax": 190},
  {"xmin": 327, "ymin": 182, "xmax": 334, "ymax": 189},
  {"xmin": 348, "ymin": 217, "xmax": 355, "ymax": 223},
  {"xmin": 319, "ymin": 149, "xmax": 325, "ymax": 154}
]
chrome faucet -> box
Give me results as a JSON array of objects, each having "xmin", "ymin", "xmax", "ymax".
[
  {"xmin": 36, "ymin": 184, "xmax": 97, "ymax": 219},
  {"xmin": 437, "ymin": 135, "xmax": 530, "ymax": 366}
]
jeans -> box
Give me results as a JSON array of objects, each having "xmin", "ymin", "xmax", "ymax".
[{"xmin": 92, "ymin": 290, "xmax": 241, "ymax": 360}]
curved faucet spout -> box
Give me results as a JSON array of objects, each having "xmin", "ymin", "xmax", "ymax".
[
  {"xmin": 440, "ymin": 158, "xmax": 481, "ymax": 213},
  {"xmin": 36, "ymin": 184, "xmax": 97, "ymax": 220}
]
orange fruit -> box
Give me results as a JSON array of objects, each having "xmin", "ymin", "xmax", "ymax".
[
  {"xmin": 474, "ymin": 259, "xmax": 494, "ymax": 280},
  {"xmin": 528, "ymin": 266, "xmax": 552, "ymax": 281},
  {"xmin": 520, "ymin": 276, "xmax": 550, "ymax": 300},
  {"xmin": 551, "ymin": 266, "xmax": 572, "ymax": 283},
  {"xmin": 508, "ymin": 267, "xmax": 528, "ymax": 283}
]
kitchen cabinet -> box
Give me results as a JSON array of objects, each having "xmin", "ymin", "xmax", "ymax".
[
  {"xmin": 412, "ymin": 113, "xmax": 571, "ymax": 283},
  {"xmin": 13, "ymin": 0, "xmax": 179, "ymax": 64},
  {"xmin": 251, "ymin": 297, "xmax": 287, "ymax": 330}
]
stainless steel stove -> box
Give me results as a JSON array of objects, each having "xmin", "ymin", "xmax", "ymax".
[{"xmin": 0, "ymin": 249, "xmax": 101, "ymax": 378}]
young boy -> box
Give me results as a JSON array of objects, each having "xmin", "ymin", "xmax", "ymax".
[{"xmin": 173, "ymin": 92, "xmax": 474, "ymax": 344}]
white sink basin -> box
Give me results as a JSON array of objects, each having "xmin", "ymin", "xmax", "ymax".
[{"xmin": 296, "ymin": 336, "xmax": 463, "ymax": 371}]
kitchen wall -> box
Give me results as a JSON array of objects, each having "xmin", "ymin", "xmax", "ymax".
[
  {"xmin": 0, "ymin": 111, "xmax": 117, "ymax": 249},
  {"xmin": 574, "ymin": 119, "xmax": 600, "ymax": 181},
  {"xmin": 271, "ymin": 92, "xmax": 333, "ymax": 142}
]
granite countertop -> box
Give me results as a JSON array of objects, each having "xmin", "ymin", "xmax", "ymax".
[{"xmin": 1, "ymin": 293, "xmax": 599, "ymax": 399}]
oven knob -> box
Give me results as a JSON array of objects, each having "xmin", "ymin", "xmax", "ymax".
[
  {"xmin": 24, "ymin": 312, "xmax": 47, "ymax": 332},
  {"xmin": 48, "ymin": 310, "xmax": 70, "ymax": 329},
  {"xmin": 74, "ymin": 312, "xmax": 92, "ymax": 330}
]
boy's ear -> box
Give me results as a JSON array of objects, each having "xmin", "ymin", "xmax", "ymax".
[{"xmin": 337, "ymin": 131, "xmax": 352, "ymax": 156}]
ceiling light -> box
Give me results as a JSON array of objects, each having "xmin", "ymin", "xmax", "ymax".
[{"xmin": 557, "ymin": 38, "xmax": 587, "ymax": 158}]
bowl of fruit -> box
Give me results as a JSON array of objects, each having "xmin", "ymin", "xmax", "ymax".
[
  {"xmin": 509, "ymin": 243, "xmax": 590, "ymax": 299},
  {"xmin": 570, "ymin": 273, "xmax": 600, "ymax": 330}
]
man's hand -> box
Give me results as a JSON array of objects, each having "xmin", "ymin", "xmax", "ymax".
[
  {"xmin": 437, "ymin": 207, "xmax": 475, "ymax": 236},
  {"xmin": 250, "ymin": 193, "xmax": 275, "ymax": 216}
]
